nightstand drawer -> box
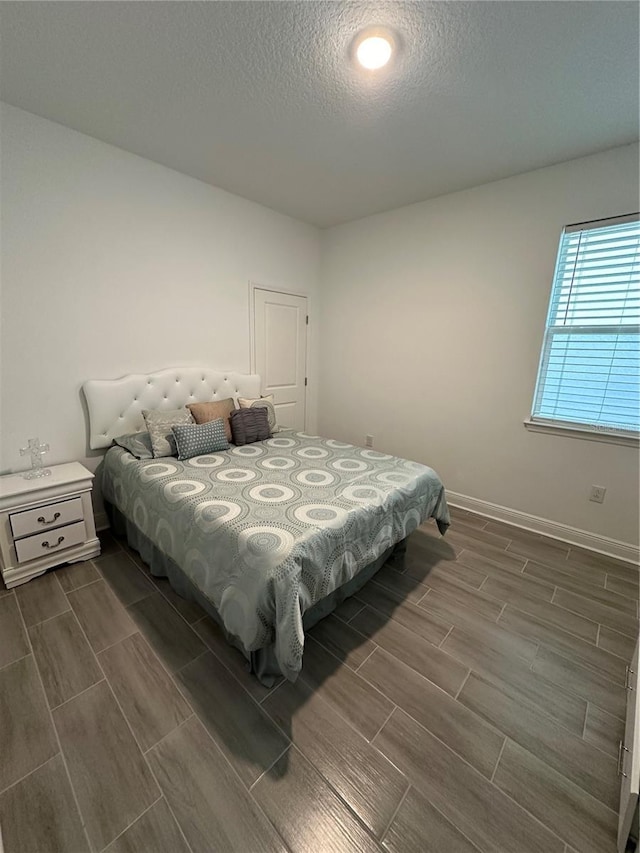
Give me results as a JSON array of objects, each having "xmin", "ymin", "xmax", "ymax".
[
  {"xmin": 15, "ymin": 521, "xmax": 87, "ymax": 564},
  {"xmin": 10, "ymin": 497, "xmax": 83, "ymax": 539}
]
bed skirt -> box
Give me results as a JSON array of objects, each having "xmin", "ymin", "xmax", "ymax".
[{"xmin": 105, "ymin": 500, "xmax": 405, "ymax": 685}]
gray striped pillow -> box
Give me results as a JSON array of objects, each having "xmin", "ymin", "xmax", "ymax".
[
  {"xmin": 229, "ymin": 407, "xmax": 271, "ymax": 446},
  {"xmin": 238, "ymin": 395, "xmax": 279, "ymax": 433}
]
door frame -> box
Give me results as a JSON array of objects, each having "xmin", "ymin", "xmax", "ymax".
[{"xmin": 248, "ymin": 281, "xmax": 310, "ymax": 427}]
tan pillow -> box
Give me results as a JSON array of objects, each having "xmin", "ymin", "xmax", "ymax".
[
  {"xmin": 238, "ymin": 395, "xmax": 279, "ymax": 433},
  {"xmin": 187, "ymin": 398, "xmax": 235, "ymax": 442}
]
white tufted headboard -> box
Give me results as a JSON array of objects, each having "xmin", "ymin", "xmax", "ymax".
[{"xmin": 83, "ymin": 367, "xmax": 261, "ymax": 450}]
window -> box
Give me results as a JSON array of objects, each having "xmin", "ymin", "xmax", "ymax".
[{"xmin": 529, "ymin": 213, "xmax": 640, "ymax": 442}]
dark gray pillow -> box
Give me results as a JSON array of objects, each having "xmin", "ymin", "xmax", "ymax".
[
  {"xmin": 230, "ymin": 407, "xmax": 270, "ymax": 446},
  {"xmin": 237, "ymin": 395, "xmax": 279, "ymax": 433},
  {"xmin": 172, "ymin": 418, "xmax": 230, "ymax": 461},
  {"xmin": 113, "ymin": 432, "xmax": 154, "ymax": 459}
]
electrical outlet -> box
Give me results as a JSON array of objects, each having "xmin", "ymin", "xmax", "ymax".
[
  {"xmin": 589, "ymin": 485, "xmax": 606, "ymax": 504},
  {"xmin": 365, "ymin": 435, "xmax": 374, "ymax": 448}
]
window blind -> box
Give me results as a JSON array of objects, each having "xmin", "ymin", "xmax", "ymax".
[{"xmin": 531, "ymin": 214, "xmax": 640, "ymax": 434}]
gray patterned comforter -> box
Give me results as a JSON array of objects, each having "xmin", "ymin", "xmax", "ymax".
[{"xmin": 102, "ymin": 432, "xmax": 449, "ymax": 679}]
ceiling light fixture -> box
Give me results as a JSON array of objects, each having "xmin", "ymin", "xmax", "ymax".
[{"xmin": 355, "ymin": 30, "xmax": 394, "ymax": 70}]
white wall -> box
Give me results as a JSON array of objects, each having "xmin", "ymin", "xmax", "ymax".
[
  {"xmin": 2, "ymin": 104, "xmax": 638, "ymax": 548},
  {"xmin": 0, "ymin": 104, "xmax": 321, "ymax": 484},
  {"xmin": 319, "ymin": 144, "xmax": 640, "ymax": 548}
]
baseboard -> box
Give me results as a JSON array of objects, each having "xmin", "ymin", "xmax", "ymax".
[
  {"xmin": 94, "ymin": 511, "xmax": 109, "ymax": 532},
  {"xmin": 446, "ymin": 490, "xmax": 640, "ymax": 567}
]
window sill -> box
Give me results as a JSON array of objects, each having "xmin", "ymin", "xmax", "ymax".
[{"xmin": 524, "ymin": 419, "xmax": 639, "ymax": 448}]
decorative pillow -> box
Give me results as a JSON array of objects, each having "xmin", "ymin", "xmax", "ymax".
[
  {"xmin": 238, "ymin": 395, "xmax": 279, "ymax": 433},
  {"xmin": 187, "ymin": 398, "xmax": 235, "ymax": 442},
  {"xmin": 230, "ymin": 407, "xmax": 270, "ymax": 446},
  {"xmin": 113, "ymin": 431, "xmax": 154, "ymax": 460},
  {"xmin": 172, "ymin": 418, "xmax": 230, "ymax": 461},
  {"xmin": 141, "ymin": 408, "xmax": 194, "ymax": 458}
]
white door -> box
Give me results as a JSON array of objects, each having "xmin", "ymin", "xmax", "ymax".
[{"xmin": 252, "ymin": 288, "xmax": 307, "ymax": 430}]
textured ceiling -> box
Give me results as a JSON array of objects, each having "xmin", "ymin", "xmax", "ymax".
[{"xmin": 1, "ymin": 1, "xmax": 638, "ymax": 227}]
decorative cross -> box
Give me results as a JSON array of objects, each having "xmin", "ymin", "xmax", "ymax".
[{"xmin": 20, "ymin": 438, "xmax": 51, "ymax": 479}]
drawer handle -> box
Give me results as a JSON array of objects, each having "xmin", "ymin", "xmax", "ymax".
[
  {"xmin": 41, "ymin": 536, "xmax": 64, "ymax": 550},
  {"xmin": 618, "ymin": 740, "xmax": 629, "ymax": 777},
  {"xmin": 625, "ymin": 665, "xmax": 635, "ymax": 690},
  {"xmin": 37, "ymin": 512, "xmax": 61, "ymax": 525}
]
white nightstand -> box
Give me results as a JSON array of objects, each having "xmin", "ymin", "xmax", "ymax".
[{"xmin": 0, "ymin": 462, "xmax": 101, "ymax": 588}]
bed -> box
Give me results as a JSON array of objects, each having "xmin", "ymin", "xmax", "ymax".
[{"xmin": 84, "ymin": 367, "xmax": 450, "ymax": 683}]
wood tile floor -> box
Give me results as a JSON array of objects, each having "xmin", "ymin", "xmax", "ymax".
[{"xmin": 0, "ymin": 507, "xmax": 638, "ymax": 853}]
